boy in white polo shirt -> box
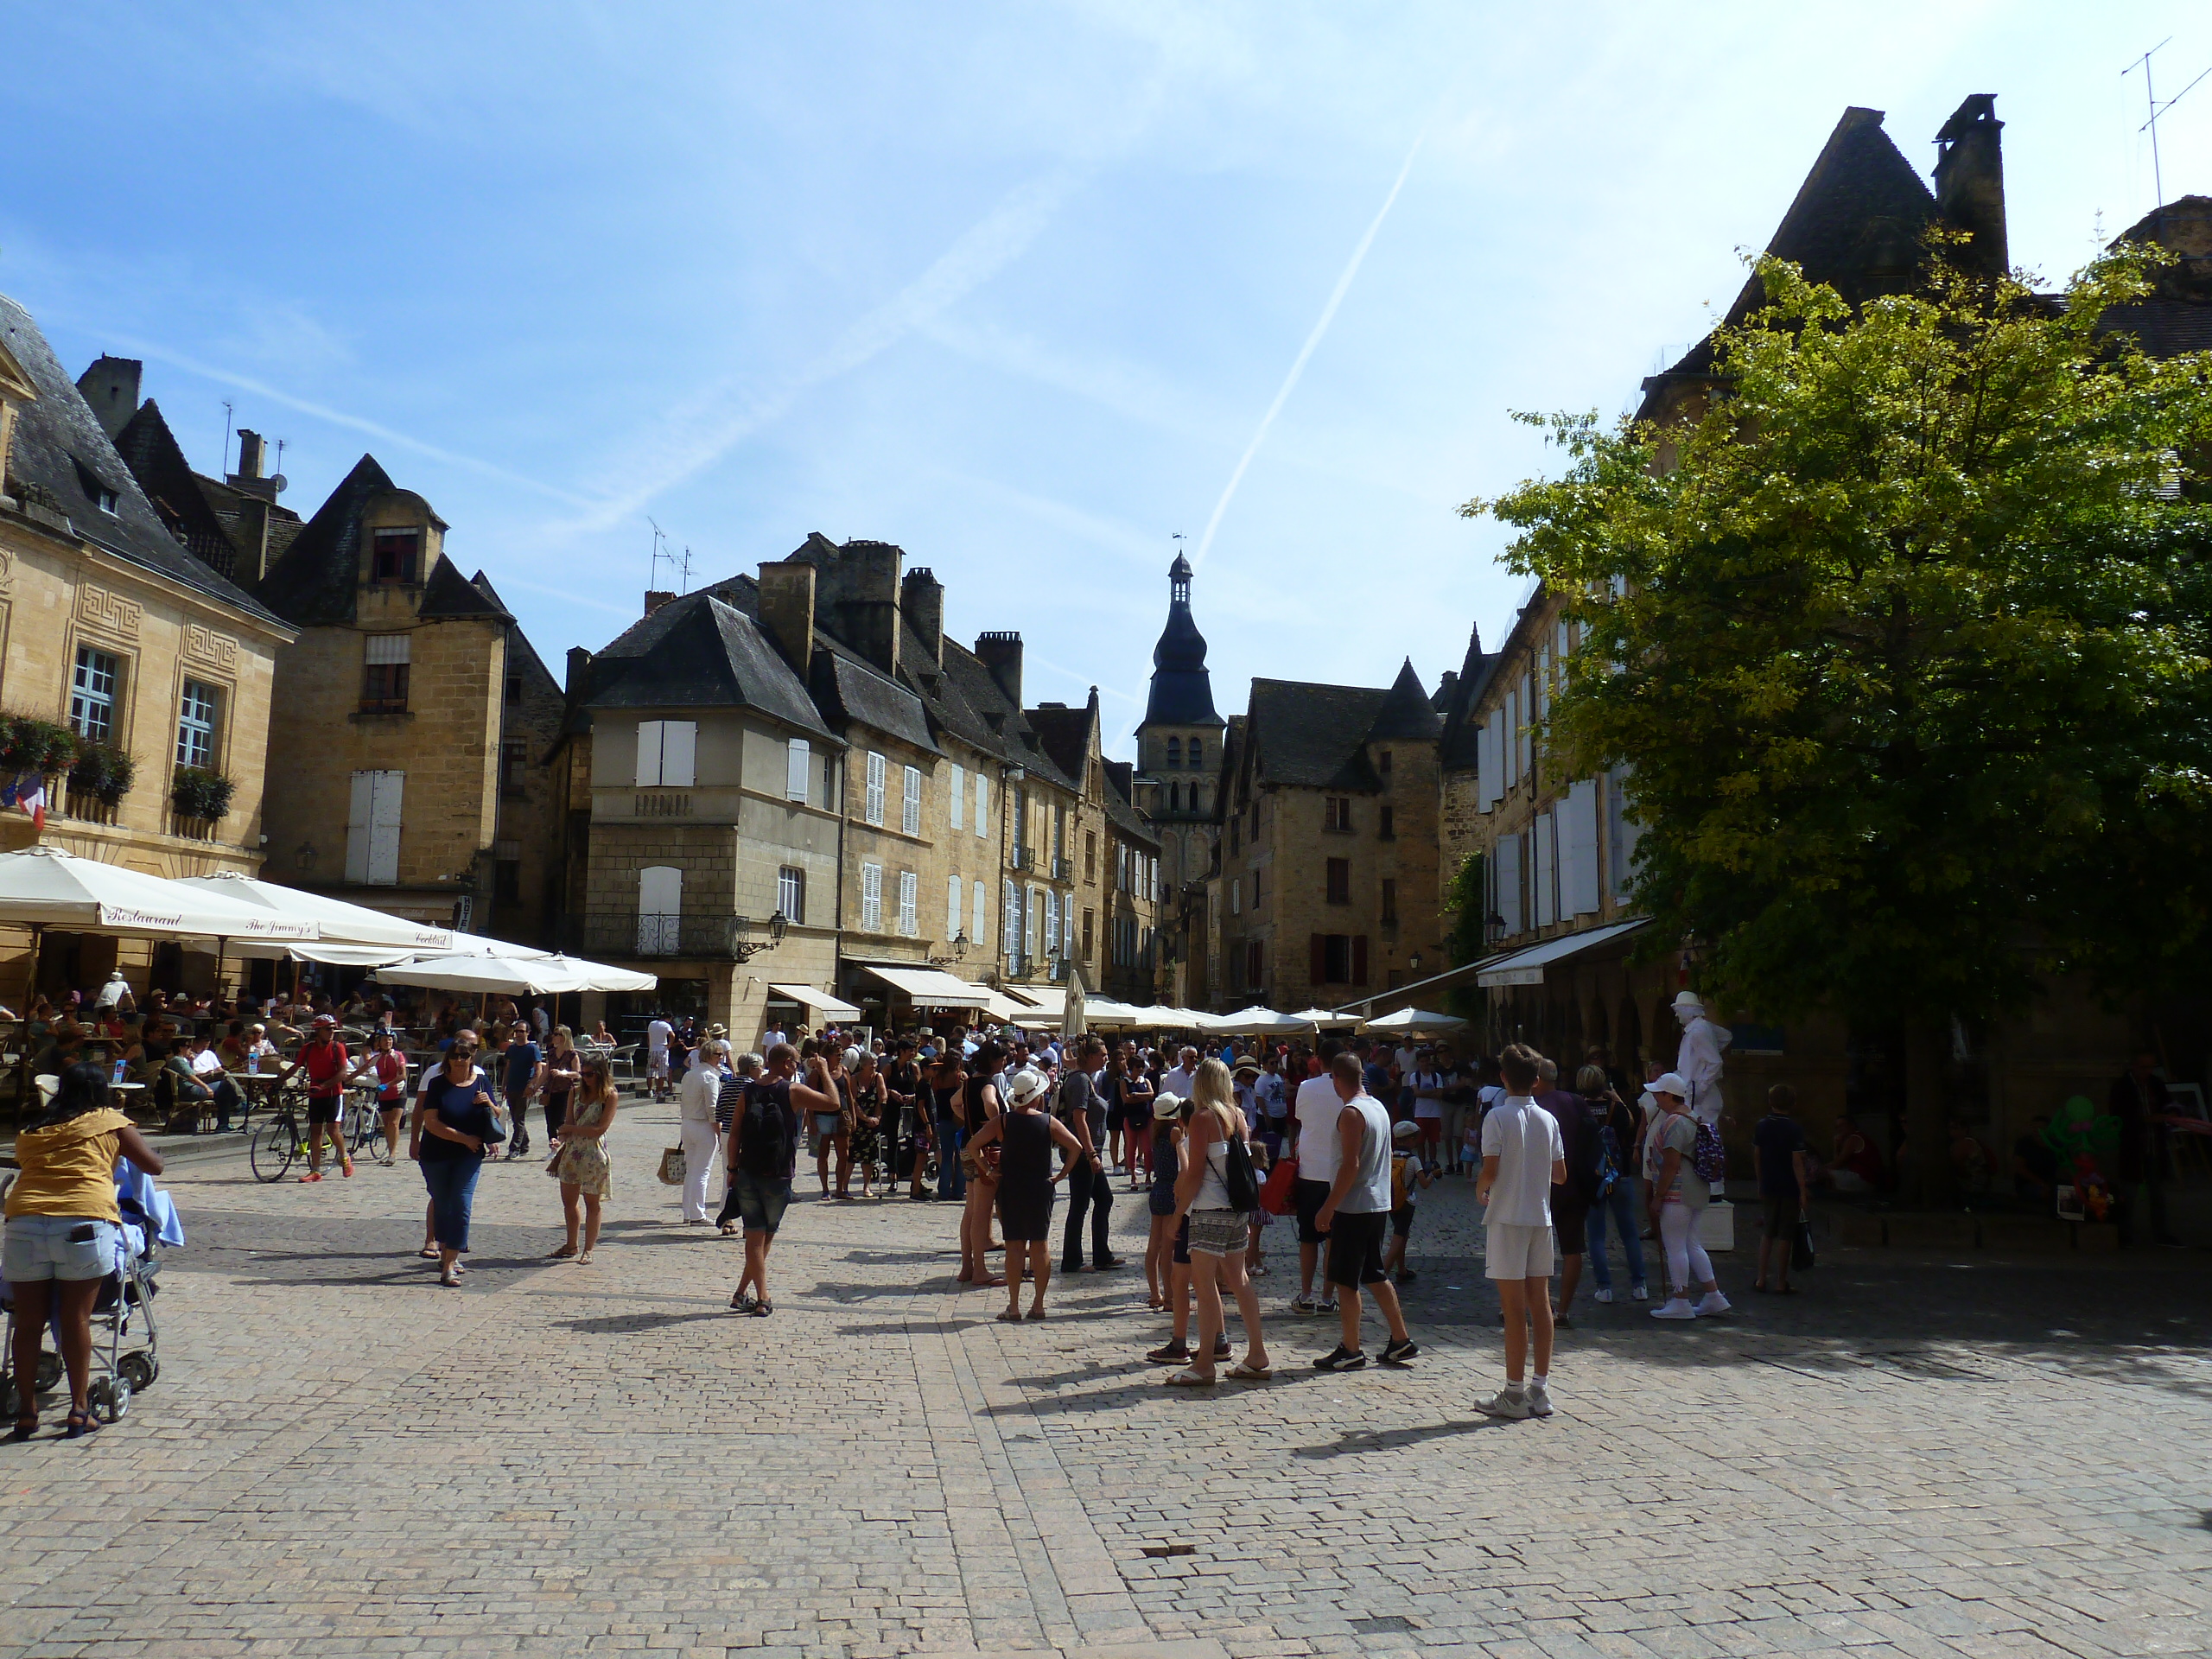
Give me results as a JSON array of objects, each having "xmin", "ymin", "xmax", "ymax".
[{"xmin": 1476, "ymin": 1043, "xmax": 1567, "ymax": 1420}]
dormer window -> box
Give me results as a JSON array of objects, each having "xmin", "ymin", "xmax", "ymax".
[
  {"xmin": 94, "ymin": 486, "xmax": 118, "ymax": 515},
  {"xmin": 371, "ymin": 527, "xmax": 421, "ymax": 584}
]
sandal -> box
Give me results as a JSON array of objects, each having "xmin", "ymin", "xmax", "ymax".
[
  {"xmin": 63, "ymin": 1408, "xmax": 98, "ymax": 1438},
  {"xmin": 7, "ymin": 1416, "xmax": 36, "ymax": 1442},
  {"xmin": 1227, "ymin": 1361, "xmax": 1274, "ymax": 1381},
  {"xmin": 1026, "ymin": 1306, "xmax": 1047, "ymax": 1320},
  {"xmin": 731, "ymin": 1290, "xmax": 756, "ymax": 1313},
  {"xmin": 576, "ymin": 1251, "xmax": 594, "ymax": 1265},
  {"xmin": 1166, "ymin": 1368, "xmax": 1217, "ymax": 1387},
  {"xmin": 996, "ymin": 1309, "xmax": 1023, "ymax": 1323},
  {"xmin": 547, "ymin": 1243, "xmax": 578, "ymax": 1259},
  {"xmin": 718, "ymin": 1224, "xmax": 738, "ymax": 1236},
  {"xmin": 752, "ymin": 1301, "xmax": 772, "ymax": 1317},
  {"xmin": 439, "ymin": 1271, "xmax": 461, "ymax": 1288},
  {"xmin": 417, "ymin": 1248, "xmax": 441, "ymax": 1260}
]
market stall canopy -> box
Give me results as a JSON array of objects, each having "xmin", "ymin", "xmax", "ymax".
[
  {"xmin": 852, "ymin": 962, "xmax": 991, "ymax": 1010},
  {"xmin": 175, "ymin": 872, "xmax": 451, "ymax": 952},
  {"xmin": 768, "ymin": 983, "xmax": 863, "ymax": 1023},
  {"xmin": 1007, "ymin": 985, "xmax": 1065, "ymax": 1020},
  {"xmin": 1209, "ymin": 1006, "xmax": 1309, "ymax": 1035},
  {"xmin": 256, "ymin": 942, "xmax": 418, "ymax": 969},
  {"xmin": 1361, "ymin": 1007, "xmax": 1466, "ymax": 1034},
  {"xmin": 981, "ymin": 991, "xmax": 1033, "ymax": 1024},
  {"xmin": 1475, "ymin": 919, "xmax": 1649, "ymax": 988},
  {"xmin": 1288, "ymin": 1007, "xmax": 1363, "ymax": 1031},
  {"xmin": 0, "ymin": 848, "xmax": 315, "ymax": 942}
]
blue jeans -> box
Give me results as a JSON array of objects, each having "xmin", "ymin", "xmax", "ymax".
[
  {"xmin": 1584, "ymin": 1179, "xmax": 1646, "ymax": 1292},
  {"xmin": 936, "ymin": 1118, "xmax": 964, "ymax": 1200},
  {"xmin": 421, "ymin": 1157, "xmax": 484, "ymax": 1253}
]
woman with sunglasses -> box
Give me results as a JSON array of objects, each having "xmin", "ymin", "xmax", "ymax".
[{"xmin": 411, "ymin": 1029, "xmax": 504, "ymax": 1287}]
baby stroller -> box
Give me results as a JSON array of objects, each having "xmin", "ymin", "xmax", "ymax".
[{"xmin": 0, "ymin": 1164, "xmax": 174, "ymax": 1425}]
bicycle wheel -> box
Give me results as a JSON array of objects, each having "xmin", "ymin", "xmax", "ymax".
[{"xmin": 251, "ymin": 1113, "xmax": 300, "ymax": 1183}]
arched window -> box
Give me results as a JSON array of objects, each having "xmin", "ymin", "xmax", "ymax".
[
  {"xmin": 1169, "ymin": 782, "xmax": 1181, "ymax": 811},
  {"xmin": 1166, "ymin": 736, "xmax": 1181, "ymax": 767},
  {"xmin": 1188, "ymin": 738, "xmax": 1203, "ymax": 770},
  {"xmin": 638, "ymin": 866, "xmax": 681, "ymax": 955}
]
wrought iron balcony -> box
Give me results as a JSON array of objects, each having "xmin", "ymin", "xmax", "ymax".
[{"xmin": 574, "ymin": 912, "xmax": 786, "ymax": 961}]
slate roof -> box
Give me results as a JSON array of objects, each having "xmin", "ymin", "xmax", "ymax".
[
  {"xmin": 1439, "ymin": 623, "xmax": 1497, "ymax": 771},
  {"xmin": 2101, "ymin": 195, "xmax": 2212, "ymax": 359},
  {"xmin": 814, "ymin": 645, "xmax": 938, "ymax": 756},
  {"xmin": 252, "ymin": 455, "xmax": 404, "ymax": 626},
  {"xmin": 1366, "ymin": 659, "xmax": 1440, "ymax": 742},
  {"xmin": 1638, "ymin": 107, "xmax": 1936, "ymax": 413},
  {"xmin": 419, "ymin": 554, "xmax": 509, "ymax": 620},
  {"xmin": 1142, "ymin": 556, "xmax": 1223, "ymax": 729},
  {"xmin": 1244, "ymin": 679, "xmax": 1390, "ymax": 791},
  {"xmin": 1025, "ymin": 697, "xmax": 1096, "ymax": 786},
  {"xmin": 110, "ymin": 398, "xmax": 264, "ymax": 579},
  {"xmin": 0, "ymin": 293, "xmax": 284, "ymax": 626},
  {"xmin": 585, "ymin": 589, "xmax": 836, "ymax": 741},
  {"xmin": 1102, "ymin": 760, "xmax": 1157, "ymax": 847}
]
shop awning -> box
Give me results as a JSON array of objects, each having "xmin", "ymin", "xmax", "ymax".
[
  {"xmin": 769, "ymin": 983, "xmax": 863, "ymax": 1022},
  {"xmin": 1007, "ymin": 985, "xmax": 1064, "ymax": 1019},
  {"xmin": 1476, "ymin": 919, "xmax": 1649, "ymax": 988},
  {"xmin": 851, "ymin": 962, "xmax": 992, "ymax": 1010}
]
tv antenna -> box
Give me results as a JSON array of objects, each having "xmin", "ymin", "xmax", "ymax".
[
  {"xmin": 221, "ymin": 400, "xmax": 234, "ymax": 475},
  {"xmin": 648, "ymin": 518, "xmax": 692, "ymax": 594},
  {"xmin": 2126, "ymin": 40, "xmax": 2212, "ymax": 235}
]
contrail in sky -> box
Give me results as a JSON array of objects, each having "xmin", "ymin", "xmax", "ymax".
[{"xmin": 1190, "ymin": 126, "xmax": 1426, "ymax": 568}]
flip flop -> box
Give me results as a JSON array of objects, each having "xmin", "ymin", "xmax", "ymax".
[
  {"xmin": 1166, "ymin": 1369, "xmax": 1217, "ymax": 1387},
  {"xmin": 1026, "ymin": 1307, "xmax": 1048, "ymax": 1320},
  {"xmin": 547, "ymin": 1243, "xmax": 577, "ymax": 1259},
  {"xmin": 417, "ymin": 1248, "xmax": 442, "ymax": 1260},
  {"xmin": 1227, "ymin": 1362, "xmax": 1273, "ymax": 1381},
  {"xmin": 995, "ymin": 1309, "xmax": 1023, "ymax": 1323}
]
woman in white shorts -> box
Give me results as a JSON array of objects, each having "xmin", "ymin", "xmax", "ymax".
[{"xmin": 1165, "ymin": 1059, "xmax": 1272, "ymax": 1388}]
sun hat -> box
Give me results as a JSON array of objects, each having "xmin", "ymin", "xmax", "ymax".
[{"xmin": 1003, "ymin": 1068, "xmax": 1050, "ymax": 1109}]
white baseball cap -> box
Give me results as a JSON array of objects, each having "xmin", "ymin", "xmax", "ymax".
[{"xmin": 1652, "ymin": 1072, "xmax": 1691, "ymax": 1100}]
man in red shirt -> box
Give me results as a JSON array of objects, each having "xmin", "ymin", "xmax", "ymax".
[{"xmin": 280, "ymin": 1014, "xmax": 353, "ymax": 1181}]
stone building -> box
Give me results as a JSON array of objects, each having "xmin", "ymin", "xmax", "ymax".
[
  {"xmin": 1201, "ymin": 664, "xmax": 1442, "ymax": 1013},
  {"xmin": 1130, "ymin": 553, "xmax": 1224, "ymax": 897},
  {"xmin": 1029, "ymin": 690, "xmax": 1165, "ymax": 1005},
  {"xmin": 552, "ymin": 534, "xmax": 1160, "ymax": 1039},
  {"xmin": 0, "ymin": 296, "xmax": 294, "ymax": 995}
]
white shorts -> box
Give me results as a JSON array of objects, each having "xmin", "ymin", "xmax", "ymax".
[{"xmin": 1485, "ymin": 1222, "xmax": 1554, "ymax": 1281}]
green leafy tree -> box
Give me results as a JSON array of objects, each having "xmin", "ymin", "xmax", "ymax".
[{"xmin": 1468, "ymin": 248, "xmax": 2212, "ymax": 1200}]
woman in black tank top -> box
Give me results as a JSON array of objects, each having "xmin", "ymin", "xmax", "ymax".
[{"xmin": 963, "ymin": 1066, "xmax": 1083, "ymax": 1319}]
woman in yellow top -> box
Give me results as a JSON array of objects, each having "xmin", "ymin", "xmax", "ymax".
[{"xmin": 4, "ymin": 1062, "xmax": 164, "ymax": 1440}]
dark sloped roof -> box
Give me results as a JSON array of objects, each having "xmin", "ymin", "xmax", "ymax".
[
  {"xmin": 419, "ymin": 554, "xmax": 509, "ymax": 620},
  {"xmin": 815, "ymin": 647, "xmax": 938, "ymax": 755},
  {"xmin": 1246, "ymin": 679, "xmax": 1389, "ymax": 791},
  {"xmin": 1025, "ymin": 697, "xmax": 1096, "ymax": 785},
  {"xmin": 469, "ymin": 572, "xmax": 561, "ymax": 693},
  {"xmin": 1102, "ymin": 760, "xmax": 1158, "ymax": 848},
  {"xmin": 110, "ymin": 398, "xmax": 246, "ymax": 577},
  {"xmin": 0, "ymin": 294, "xmax": 283, "ymax": 626},
  {"xmin": 1365, "ymin": 658, "xmax": 1440, "ymax": 741},
  {"xmin": 1439, "ymin": 623, "xmax": 1495, "ymax": 771},
  {"xmin": 1143, "ymin": 556, "xmax": 1222, "ymax": 729},
  {"xmin": 252, "ymin": 454, "xmax": 395, "ymax": 625},
  {"xmin": 587, "ymin": 590, "xmax": 835, "ymax": 741}
]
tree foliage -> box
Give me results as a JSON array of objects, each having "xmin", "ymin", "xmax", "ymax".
[{"xmin": 1467, "ymin": 249, "xmax": 2212, "ymax": 1028}]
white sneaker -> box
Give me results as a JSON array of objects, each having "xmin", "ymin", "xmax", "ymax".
[
  {"xmin": 1525, "ymin": 1382, "xmax": 1554, "ymax": 1417},
  {"xmin": 1593, "ymin": 1288, "xmax": 1616, "ymax": 1304},
  {"xmin": 1651, "ymin": 1298, "xmax": 1699, "ymax": 1320},
  {"xmin": 1695, "ymin": 1292, "xmax": 1732, "ymax": 1317},
  {"xmin": 1630, "ymin": 1284, "xmax": 1650, "ymax": 1301},
  {"xmin": 1476, "ymin": 1386, "xmax": 1531, "ymax": 1420}
]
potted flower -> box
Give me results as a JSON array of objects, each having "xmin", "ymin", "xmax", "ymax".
[
  {"xmin": 171, "ymin": 765, "xmax": 236, "ymax": 823},
  {"xmin": 69, "ymin": 740, "xmax": 136, "ymax": 807}
]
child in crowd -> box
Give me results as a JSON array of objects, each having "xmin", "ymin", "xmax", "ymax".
[{"xmin": 1382, "ymin": 1119, "xmax": 1433, "ymax": 1284}]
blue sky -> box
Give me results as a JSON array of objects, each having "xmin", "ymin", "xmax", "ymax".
[{"xmin": 8, "ymin": 3, "xmax": 2206, "ymax": 759}]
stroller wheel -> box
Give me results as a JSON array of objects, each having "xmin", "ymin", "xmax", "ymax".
[
  {"xmin": 34, "ymin": 1352, "xmax": 62, "ymax": 1395},
  {"xmin": 118, "ymin": 1352, "xmax": 156, "ymax": 1393},
  {"xmin": 88, "ymin": 1376, "xmax": 130, "ymax": 1424}
]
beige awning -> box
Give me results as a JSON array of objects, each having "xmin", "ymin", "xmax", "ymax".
[
  {"xmin": 852, "ymin": 962, "xmax": 992, "ymax": 1010},
  {"xmin": 769, "ymin": 983, "xmax": 863, "ymax": 1022}
]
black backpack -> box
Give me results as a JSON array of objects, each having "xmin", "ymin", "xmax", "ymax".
[
  {"xmin": 1222, "ymin": 1129, "xmax": 1260, "ymax": 1211},
  {"xmin": 743, "ymin": 1082, "xmax": 792, "ymax": 1177}
]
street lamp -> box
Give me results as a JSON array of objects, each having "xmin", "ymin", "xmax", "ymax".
[
  {"xmin": 1408, "ymin": 951, "xmax": 1423, "ymax": 976},
  {"xmin": 731, "ymin": 909, "xmax": 788, "ymax": 964},
  {"xmin": 929, "ymin": 931, "xmax": 969, "ymax": 969},
  {"xmin": 1485, "ymin": 912, "xmax": 1507, "ymax": 946}
]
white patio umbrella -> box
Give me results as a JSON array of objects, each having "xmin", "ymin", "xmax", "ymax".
[
  {"xmin": 175, "ymin": 871, "xmax": 452, "ymax": 952},
  {"xmin": 1208, "ymin": 1005, "xmax": 1309, "ymax": 1036},
  {"xmin": 1361, "ymin": 1007, "xmax": 1467, "ymax": 1034},
  {"xmin": 375, "ymin": 952, "xmax": 655, "ymax": 996},
  {"xmin": 1287, "ymin": 1007, "xmax": 1363, "ymax": 1031},
  {"xmin": 1081, "ymin": 998, "xmax": 1143, "ymax": 1028},
  {"xmin": 0, "ymin": 848, "xmax": 316, "ymax": 942}
]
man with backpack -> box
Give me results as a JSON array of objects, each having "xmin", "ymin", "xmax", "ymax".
[
  {"xmin": 1058, "ymin": 1038, "xmax": 1123, "ymax": 1273},
  {"xmin": 726, "ymin": 1042, "xmax": 836, "ymax": 1317},
  {"xmin": 1643, "ymin": 1072, "xmax": 1732, "ymax": 1320}
]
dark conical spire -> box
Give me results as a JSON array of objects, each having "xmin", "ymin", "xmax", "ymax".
[
  {"xmin": 1367, "ymin": 658, "xmax": 1440, "ymax": 741},
  {"xmin": 1143, "ymin": 553, "xmax": 1221, "ymax": 727}
]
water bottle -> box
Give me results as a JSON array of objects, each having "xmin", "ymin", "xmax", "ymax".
[{"xmin": 112, "ymin": 1058, "xmax": 127, "ymax": 1084}]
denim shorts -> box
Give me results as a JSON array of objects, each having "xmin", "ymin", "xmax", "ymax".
[
  {"xmin": 729, "ymin": 1170, "xmax": 792, "ymax": 1236},
  {"xmin": 3, "ymin": 1215, "xmax": 123, "ymax": 1282}
]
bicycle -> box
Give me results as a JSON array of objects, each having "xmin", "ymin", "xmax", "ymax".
[{"xmin": 249, "ymin": 1104, "xmax": 308, "ymax": 1183}]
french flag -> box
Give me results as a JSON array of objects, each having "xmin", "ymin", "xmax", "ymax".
[{"xmin": 16, "ymin": 775, "xmax": 45, "ymax": 830}]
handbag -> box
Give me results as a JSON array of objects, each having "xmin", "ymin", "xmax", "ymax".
[
  {"xmin": 1791, "ymin": 1217, "xmax": 1816, "ymax": 1272},
  {"xmin": 658, "ymin": 1145, "xmax": 687, "ymax": 1186},
  {"xmin": 1258, "ymin": 1154, "xmax": 1297, "ymax": 1217}
]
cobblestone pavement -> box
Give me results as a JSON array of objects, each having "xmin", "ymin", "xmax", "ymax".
[{"xmin": 5, "ymin": 1098, "xmax": 2209, "ymax": 1658}]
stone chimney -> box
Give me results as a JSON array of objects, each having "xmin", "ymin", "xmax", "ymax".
[
  {"xmin": 644, "ymin": 589, "xmax": 676, "ymax": 617},
  {"xmin": 74, "ymin": 356, "xmax": 142, "ymax": 441},
  {"xmin": 566, "ymin": 645, "xmax": 592, "ymax": 697},
  {"xmin": 227, "ymin": 429, "xmax": 280, "ymax": 501},
  {"xmin": 975, "ymin": 631, "xmax": 1023, "ymax": 710},
  {"xmin": 817, "ymin": 538, "xmax": 901, "ymax": 677},
  {"xmin": 1933, "ymin": 95, "xmax": 2007, "ymax": 278},
  {"xmin": 757, "ymin": 557, "xmax": 817, "ymax": 678},
  {"xmin": 900, "ymin": 566, "xmax": 944, "ymax": 668}
]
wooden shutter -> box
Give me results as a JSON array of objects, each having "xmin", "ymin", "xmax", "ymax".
[
  {"xmin": 661, "ymin": 721, "xmax": 696, "ymax": 790},
  {"xmin": 365, "ymin": 772, "xmax": 404, "ymax": 886},
  {"xmin": 949, "ymin": 764, "xmax": 964, "ymax": 830},
  {"xmin": 1565, "ymin": 778, "xmax": 1600, "ymax": 915},
  {"xmin": 866, "ymin": 753, "xmax": 886, "ymax": 824},
  {"xmin": 1495, "ymin": 832, "xmax": 1523, "ymax": 935},
  {"xmin": 1534, "ymin": 810, "xmax": 1556, "ymax": 927},
  {"xmin": 785, "ymin": 739, "xmax": 810, "ymax": 804},
  {"xmin": 975, "ymin": 774, "xmax": 988, "ymax": 838},
  {"xmin": 1352, "ymin": 934, "xmax": 1369, "ymax": 986},
  {"xmin": 948, "ymin": 874, "xmax": 963, "ymax": 938},
  {"xmin": 902, "ymin": 766, "xmax": 921, "ymax": 836},
  {"xmin": 345, "ymin": 771, "xmax": 375, "ymax": 883},
  {"xmin": 634, "ymin": 721, "xmax": 663, "ymax": 788}
]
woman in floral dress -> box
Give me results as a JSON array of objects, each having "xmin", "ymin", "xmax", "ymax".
[{"xmin": 548, "ymin": 1054, "xmax": 619, "ymax": 1263}]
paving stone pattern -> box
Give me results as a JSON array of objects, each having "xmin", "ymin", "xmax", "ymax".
[{"xmin": 4, "ymin": 1102, "xmax": 2209, "ymax": 1658}]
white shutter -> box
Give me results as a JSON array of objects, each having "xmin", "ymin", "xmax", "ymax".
[
  {"xmin": 1477, "ymin": 714, "xmax": 1497, "ymax": 811},
  {"xmin": 1521, "ymin": 674, "xmax": 1535, "ymax": 775},
  {"xmin": 1026, "ymin": 887, "xmax": 1040, "ymax": 957},
  {"xmin": 345, "ymin": 771, "xmax": 375, "ymax": 884},
  {"xmin": 898, "ymin": 870, "xmax": 918, "ymax": 937},
  {"xmin": 1003, "ymin": 880, "xmax": 1017, "ymax": 956},
  {"xmin": 1064, "ymin": 904, "xmax": 1075, "ymax": 957},
  {"xmin": 366, "ymin": 772, "xmax": 404, "ymax": 886},
  {"xmin": 1534, "ymin": 810, "xmax": 1556, "ymax": 927},
  {"xmin": 1535, "ymin": 646, "xmax": 1550, "ymax": 724},
  {"xmin": 949, "ymin": 764, "xmax": 964, "ymax": 830},
  {"xmin": 660, "ymin": 721, "xmax": 696, "ymax": 789},
  {"xmin": 634, "ymin": 721, "xmax": 664, "ymax": 788},
  {"xmin": 1504, "ymin": 692, "xmax": 1520, "ymax": 786},
  {"xmin": 1044, "ymin": 890, "xmax": 1059, "ymax": 961},
  {"xmin": 974, "ymin": 881, "xmax": 988, "ymax": 948},
  {"xmin": 902, "ymin": 766, "xmax": 921, "ymax": 836},
  {"xmin": 1495, "ymin": 833, "xmax": 1522, "ymax": 936},
  {"xmin": 947, "ymin": 874, "xmax": 963, "ymax": 939},
  {"xmin": 974, "ymin": 774, "xmax": 988, "ymax": 838},
  {"xmin": 866, "ymin": 753, "xmax": 886, "ymax": 825},
  {"xmin": 1565, "ymin": 778, "xmax": 1600, "ymax": 916},
  {"xmin": 785, "ymin": 738, "xmax": 810, "ymax": 804},
  {"xmin": 861, "ymin": 862, "xmax": 882, "ymax": 931}
]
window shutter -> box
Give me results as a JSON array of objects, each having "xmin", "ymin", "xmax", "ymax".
[
  {"xmin": 1534, "ymin": 810, "xmax": 1556, "ymax": 927},
  {"xmin": 975, "ymin": 881, "xmax": 988, "ymax": 948},
  {"xmin": 634, "ymin": 721, "xmax": 663, "ymax": 788},
  {"xmin": 1495, "ymin": 832, "xmax": 1523, "ymax": 935},
  {"xmin": 902, "ymin": 766, "xmax": 921, "ymax": 836},
  {"xmin": 898, "ymin": 870, "xmax": 918, "ymax": 937},
  {"xmin": 786, "ymin": 738, "xmax": 810, "ymax": 804},
  {"xmin": 366, "ymin": 772, "xmax": 404, "ymax": 886},
  {"xmin": 660, "ymin": 721, "xmax": 696, "ymax": 789},
  {"xmin": 948, "ymin": 874, "xmax": 962, "ymax": 938},
  {"xmin": 861, "ymin": 863, "xmax": 882, "ymax": 931},
  {"xmin": 1565, "ymin": 778, "xmax": 1600, "ymax": 916},
  {"xmin": 866, "ymin": 753, "xmax": 886, "ymax": 824},
  {"xmin": 345, "ymin": 771, "xmax": 375, "ymax": 884},
  {"xmin": 1003, "ymin": 880, "xmax": 1016, "ymax": 953},
  {"xmin": 1352, "ymin": 934, "xmax": 1369, "ymax": 986},
  {"xmin": 1503, "ymin": 693, "xmax": 1519, "ymax": 786},
  {"xmin": 975, "ymin": 774, "xmax": 988, "ymax": 838},
  {"xmin": 1310, "ymin": 932, "xmax": 1325, "ymax": 986},
  {"xmin": 950, "ymin": 764, "xmax": 964, "ymax": 830}
]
